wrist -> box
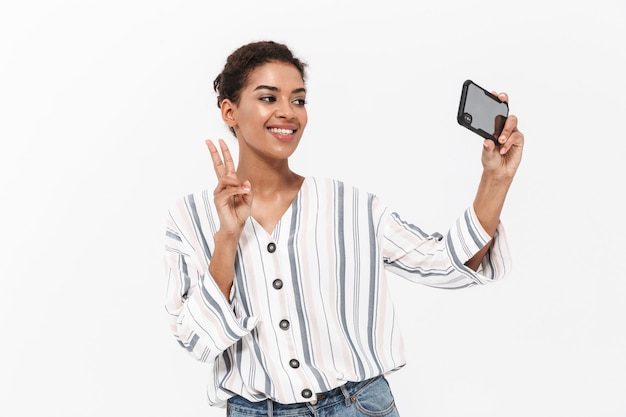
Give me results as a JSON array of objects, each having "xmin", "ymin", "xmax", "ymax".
[
  {"xmin": 213, "ymin": 229, "xmax": 241, "ymax": 251},
  {"xmin": 480, "ymin": 170, "xmax": 514, "ymax": 188}
]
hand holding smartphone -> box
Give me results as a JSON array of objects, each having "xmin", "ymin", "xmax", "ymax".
[{"xmin": 457, "ymin": 80, "xmax": 508, "ymax": 145}]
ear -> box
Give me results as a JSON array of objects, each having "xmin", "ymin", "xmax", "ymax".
[{"xmin": 220, "ymin": 99, "xmax": 237, "ymax": 127}]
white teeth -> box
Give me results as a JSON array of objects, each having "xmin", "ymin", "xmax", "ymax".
[{"xmin": 269, "ymin": 128, "xmax": 294, "ymax": 135}]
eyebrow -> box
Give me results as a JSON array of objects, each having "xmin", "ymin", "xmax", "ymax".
[{"xmin": 254, "ymin": 85, "xmax": 307, "ymax": 94}]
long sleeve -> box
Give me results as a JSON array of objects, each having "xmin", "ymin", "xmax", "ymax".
[
  {"xmin": 381, "ymin": 204, "xmax": 511, "ymax": 288},
  {"xmin": 164, "ymin": 194, "xmax": 258, "ymax": 363}
]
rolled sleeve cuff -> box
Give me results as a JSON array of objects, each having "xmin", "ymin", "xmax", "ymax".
[
  {"xmin": 447, "ymin": 206, "xmax": 512, "ymax": 282},
  {"xmin": 177, "ymin": 271, "xmax": 259, "ymax": 362}
]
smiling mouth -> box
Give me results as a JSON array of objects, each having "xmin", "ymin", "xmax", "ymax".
[{"xmin": 268, "ymin": 127, "xmax": 295, "ymax": 135}]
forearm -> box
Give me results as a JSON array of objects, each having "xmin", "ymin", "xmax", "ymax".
[
  {"xmin": 465, "ymin": 172, "xmax": 513, "ymax": 270},
  {"xmin": 473, "ymin": 171, "xmax": 513, "ymax": 235},
  {"xmin": 209, "ymin": 230, "xmax": 241, "ymax": 300}
]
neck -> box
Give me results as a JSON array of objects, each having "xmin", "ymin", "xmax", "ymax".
[{"xmin": 237, "ymin": 158, "xmax": 302, "ymax": 196}]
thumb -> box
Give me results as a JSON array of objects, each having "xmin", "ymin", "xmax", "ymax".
[
  {"xmin": 481, "ymin": 139, "xmax": 500, "ymax": 167},
  {"xmin": 483, "ymin": 138, "xmax": 497, "ymax": 152},
  {"xmin": 242, "ymin": 180, "xmax": 253, "ymax": 205}
]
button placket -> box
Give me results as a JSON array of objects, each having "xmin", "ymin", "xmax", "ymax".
[{"xmin": 263, "ymin": 236, "xmax": 311, "ymax": 405}]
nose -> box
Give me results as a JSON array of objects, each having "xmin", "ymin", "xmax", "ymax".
[{"xmin": 275, "ymin": 103, "xmax": 295, "ymax": 119}]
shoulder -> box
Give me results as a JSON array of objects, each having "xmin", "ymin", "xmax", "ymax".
[
  {"xmin": 165, "ymin": 189, "xmax": 221, "ymax": 240},
  {"xmin": 167, "ymin": 189, "xmax": 214, "ymax": 219},
  {"xmin": 306, "ymin": 176, "xmax": 386, "ymax": 212},
  {"xmin": 307, "ymin": 176, "xmax": 376, "ymax": 197}
]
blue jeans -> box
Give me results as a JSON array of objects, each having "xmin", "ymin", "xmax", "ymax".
[{"xmin": 227, "ymin": 375, "xmax": 400, "ymax": 417}]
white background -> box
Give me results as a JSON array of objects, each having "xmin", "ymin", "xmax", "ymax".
[{"xmin": 1, "ymin": 1, "xmax": 625, "ymax": 416}]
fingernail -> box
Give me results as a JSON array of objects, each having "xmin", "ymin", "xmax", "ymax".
[{"xmin": 498, "ymin": 135, "xmax": 507, "ymax": 144}]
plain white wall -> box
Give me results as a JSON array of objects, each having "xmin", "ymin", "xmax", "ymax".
[{"xmin": 1, "ymin": 1, "xmax": 625, "ymax": 416}]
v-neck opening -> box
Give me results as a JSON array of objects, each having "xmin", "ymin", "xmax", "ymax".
[{"xmin": 249, "ymin": 177, "xmax": 306, "ymax": 237}]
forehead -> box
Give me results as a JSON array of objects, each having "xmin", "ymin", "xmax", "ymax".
[{"xmin": 244, "ymin": 62, "xmax": 305, "ymax": 91}]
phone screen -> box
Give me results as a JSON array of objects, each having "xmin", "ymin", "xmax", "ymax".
[{"xmin": 457, "ymin": 80, "xmax": 508, "ymax": 143}]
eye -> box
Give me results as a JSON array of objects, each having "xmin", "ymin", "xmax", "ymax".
[
  {"xmin": 260, "ymin": 95, "xmax": 276, "ymax": 103},
  {"xmin": 292, "ymin": 98, "xmax": 307, "ymax": 106}
]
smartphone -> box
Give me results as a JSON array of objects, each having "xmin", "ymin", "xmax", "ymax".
[{"xmin": 457, "ymin": 79, "xmax": 508, "ymax": 144}]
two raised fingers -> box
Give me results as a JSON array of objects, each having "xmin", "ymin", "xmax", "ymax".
[
  {"xmin": 206, "ymin": 139, "xmax": 252, "ymax": 198},
  {"xmin": 206, "ymin": 139, "xmax": 236, "ymax": 178}
]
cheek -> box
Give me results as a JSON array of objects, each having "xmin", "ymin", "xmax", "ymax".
[
  {"xmin": 299, "ymin": 109, "xmax": 308, "ymax": 128},
  {"xmin": 239, "ymin": 105, "xmax": 269, "ymax": 126}
]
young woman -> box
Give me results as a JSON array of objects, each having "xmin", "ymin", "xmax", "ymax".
[{"xmin": 164, "ymin": 40, "xmax": 524, "ymax": 416}]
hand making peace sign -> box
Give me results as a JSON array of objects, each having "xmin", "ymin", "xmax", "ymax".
[{"xmin": 206, "ymin": 139, "xmax": 253, "ymax": 236}]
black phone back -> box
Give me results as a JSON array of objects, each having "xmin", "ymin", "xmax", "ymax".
[{"xmin": 457, "ymin": 80, "xmax": 508, "ymax": 143}]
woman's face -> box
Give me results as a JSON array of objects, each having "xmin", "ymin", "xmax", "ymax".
[{"xmin": 227, "ymin": 61, "xmax": 307, "ymax": 161}]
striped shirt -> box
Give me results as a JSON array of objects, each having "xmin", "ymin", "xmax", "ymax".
[{"xmin": 164, "ymin": 177, "xmax": 511, "ymax": 406}]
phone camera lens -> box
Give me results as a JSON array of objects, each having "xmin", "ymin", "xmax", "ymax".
[{"xmin": 463, "ymin": 113, "xmax": 472, "ymax": 124}]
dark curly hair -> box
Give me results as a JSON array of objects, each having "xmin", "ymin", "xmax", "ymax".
[{"xmin": 213, "ymin": 41, "xmax": 308, "ymax": 136}]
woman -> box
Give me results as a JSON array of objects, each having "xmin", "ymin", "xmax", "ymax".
[{"xmin": 164, "ymin": 40, "xmax": 524, "ymax": 416}]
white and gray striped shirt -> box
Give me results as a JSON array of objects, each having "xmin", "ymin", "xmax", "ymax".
[{"xmin": 164, "ymin": 177, "xmax": 510, "ymax": 406}]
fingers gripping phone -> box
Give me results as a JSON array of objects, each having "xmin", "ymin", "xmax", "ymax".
[{"xmin": 457, "ymin": 79, "xmax": 508, "ymax": 145}]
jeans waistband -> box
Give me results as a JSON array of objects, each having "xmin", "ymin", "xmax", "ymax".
[{"xmin": 227, "ymin": 375, "xmax": 383, "ymax": 415}]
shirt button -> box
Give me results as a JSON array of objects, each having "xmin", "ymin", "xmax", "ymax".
[
  {"xmin": 279, "ymin": 319, "xmax": 290, "ymax": 330},
  {"xmin": 267, "ymin": 242, "xmax": 276, "ymax": 253},
  {"xmin": 272, "ymin": 279, "xmax": 283, "ymax": 290},
  {"xmin": 301, "ymin": 389, "xmax": 313, "ymax": 399},
  {"xmin": 289, "ymin": 359, "xmax": 300, "ymax": 368}
]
